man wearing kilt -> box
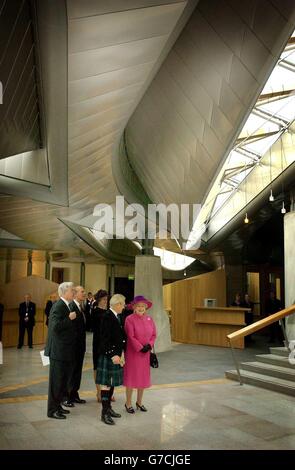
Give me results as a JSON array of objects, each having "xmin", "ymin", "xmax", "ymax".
[{"xmin": 96, "ymin": 294, "xmax": 126, "ymax": 425}]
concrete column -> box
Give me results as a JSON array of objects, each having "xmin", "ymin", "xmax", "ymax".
[
  {"xmin": 27, "ymin": 250, "xmax": 32, "ymax": 276},
  {"xmin": 80, "ymin": 262, "xmax": 85, "ymax": 286},
  {"xmin": 285, "ymin": 211, "xmax": 295, "ymax": 340},
  {"xmin": 5, "ymin": 248, "xmax": 12, "ymax": 283},
  {"xmin": 135, "ymin": 255, "xmax": 171, "ymax": 353},
  {"xmin": 45, "ymin": 252, "xmax": 50, "ymax": 280},
  {"xmin": 110, "ymin": 264, "xmax": 115, "ymax": 295}
]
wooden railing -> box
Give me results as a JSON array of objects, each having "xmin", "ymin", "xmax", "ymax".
[
  {"xmin": 227, "ymin": 304, "xmax": 295, "ymax": 345},
  {"xmin": 226, "ymin": 304, "xmax": 295, "ymax": 385}
]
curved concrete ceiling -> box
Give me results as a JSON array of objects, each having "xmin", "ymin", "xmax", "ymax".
[
  {"xmin": 0, "ymin": 0, "xmax": 295, "ymax": 264},
  {"xmin": 125, "ymin": 0, "xmax": 295, "ymax": 206}
]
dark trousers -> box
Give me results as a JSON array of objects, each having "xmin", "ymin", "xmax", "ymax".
[
  {"xmin": 18, "ymin": 324, "xmax": 33, "ymax": 347},
  {"xmin": 269, "ymin": 321, "xmax": 283, "ymax": 343},
  {"xmin": 47, "ymin": 359, "xmax": 72, "ymax": 416},
  {"xmin": 69, "ymin": 349, "xmax": 85, "ymax": 400}
]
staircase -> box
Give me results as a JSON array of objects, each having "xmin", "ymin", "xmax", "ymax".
[{"xmin": 225, "ymin": 347, "xmax": 295, "ymax": 396}]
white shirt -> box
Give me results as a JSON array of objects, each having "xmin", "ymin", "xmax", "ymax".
[
  {"xmin": 74, "ymin": 299, "xmax": 86, "ymax": 323},
  {"xmin": 61, "ymin": 297, "xmax": 71, "ymax": 310},
  {"xmin": 110, "ymin": 307, "xmax": 118, "ymax": 318},
  {"xmin": 74, "ymin": 299, "xmax": 81, "ymax": 311}
]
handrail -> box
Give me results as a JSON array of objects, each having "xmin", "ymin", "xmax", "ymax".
[
  {"xmin": 227, "ymin": 304, "xmax": 295, "ymax": 344},
  {"xmin": 227, "ymin": 304, "xmax": 295, "ymax": 386}
]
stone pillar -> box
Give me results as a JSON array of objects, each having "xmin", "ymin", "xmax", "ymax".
[
  {"xmin": 27, "ymin": 250, "xmax": 33, "ymax": 276},
  {"xmin": 45, "ymin": 252, "xmax": 50, "ymax": 280},
  {"xmin": 285, "ymin": 211, "xmax": 295, "ymax": 340},
  {"xmin": 80, "ymin": 262, "xmax": 85, "ymax": 286},
  {"xmin": 5, "ymin": 248, "xmax": 12, "ymax": 283},
  {"xmin": 110, "ymin": 264, "xmax": 115, "ymax": 295},
  {"xmin": 135, "ymin": 255, "xmax": 171, "ymax": 353}
]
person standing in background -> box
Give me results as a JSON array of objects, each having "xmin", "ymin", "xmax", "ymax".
[
  {"xmin": 242, "ymin": 293, "xmax": 254, "ymax": 343},
  {"xmin": 45, "ymin": 293, "xmax": 58, "ymax": 327},
  {"xmin": 85, "ymin": 292, "xmax": 94, "ymax": 332},
  {"xmin": 17, "ymin": 294, "xmax": 36, "ymax": 349},
  {"xmin": 231, "ymin": 293, "xmax": 242, "ymax": 307},
  {"xmin": 265, "ymin": 291, "xmax": 283, "ymax": 343}
]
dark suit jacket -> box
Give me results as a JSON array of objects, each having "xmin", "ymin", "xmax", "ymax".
[
  {"xmin": 69, "ymin": 300, "xmax": 86, "ymax": 353},
  {"xmin": 18, "ymin": 301, "xmax": 36, "ymax": 327},
  {"xmin": 98, "ymin": 309, "xmax": 126, "ymax": 358},
  {"xmin": 45, "ymin": 300, "xmax": 53, "ymax": 326},
  {"xmin": 45, "ymin": 299, "xmax": 76, "ymax": 362}
]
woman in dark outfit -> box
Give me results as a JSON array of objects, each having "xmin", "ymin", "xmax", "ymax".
[
  {"xmin": 96, "ymin": 294, "xmax": 126, "ymax": 425},
  {"xmin": 92, "ymin": 289, "xmax": 108, "ymax": 402}
]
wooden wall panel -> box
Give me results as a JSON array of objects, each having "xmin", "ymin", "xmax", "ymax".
[
  {"xmin": 2, "ymin": 308, "xmax": 47, "ymax": 347},
  {"xmin": 0, "ymin": 275, "xmax": 58, "ymax": 347},
  {"xmin": 163, "ymin": 269, "xmax": 227, "ymax": 344}
]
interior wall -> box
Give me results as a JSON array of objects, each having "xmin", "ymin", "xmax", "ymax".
[
  {"xmin": 85, "ymin": 264, "xmax": 107, "ymax": 293},
  {"xmin": 0, "ymin": 259, "xmax": 6, "ymax": 284},
  {"xmin": 32, "ymin": 261, "xmax": 45, "ymax": 277},
  {"xmin": 50, "ymin": 262, "xmax": 80, "ymax": 285},
  {"xmin": 10, "ymin": 259, "xmax": 27, "ymax": 281},
  {"xmin": 163, "ymin": 269, "xmax": 226, "ymax": 344}
]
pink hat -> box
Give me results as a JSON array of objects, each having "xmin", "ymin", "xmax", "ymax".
[{"xmin": 128, "ymin": 295, "xmax": 153, "ymax": 310}]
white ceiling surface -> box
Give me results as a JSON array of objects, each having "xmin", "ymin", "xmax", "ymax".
[
  {"xmin": 67, "ymin": 0, "xmax": 187, "ymax": 208},
  {"xmin": 0, "ymin": 0, "xmax": 295, "ymax": 257},
  {"xmin": 0, "ymin": 0, "xmax": 189, "ymax": 252},
  {"xmin": 126, "ymin": 0, "xmax": 295, "ymax": 205}
]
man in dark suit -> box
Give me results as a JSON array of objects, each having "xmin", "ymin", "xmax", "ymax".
[
  {"xmin": 66, "ymin": 285, "xmax": 87, "ymax": 405},
  {"xmin": 17, "ymin": 294, "xmax": 36, "ymax": 349},
  {"xmin": 85, "ymin": 292, "xmax": 94, "ymax": 332},
  {"xmin": 97, "ymin": 294, "xmax": 126, "ymax": 425},
  {"xmin": 265, "ymin": 291, "xmax": 283, "ymax": 343},
  {"xmin": 45, "ymin": 293, "xmax": 58, "ymax": 327},
  {"xmin": 45, "ymin": 282, "xmax": 77, "ymax": 419}
]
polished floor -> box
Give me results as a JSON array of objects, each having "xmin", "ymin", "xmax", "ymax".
[{"xmin": 1, "ymin": 335, "xmax": 295, "ymax": 450}]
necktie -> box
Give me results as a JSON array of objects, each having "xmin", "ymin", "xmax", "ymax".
[{"xmin": 79, "ymin": 304, "xmax": 86, "ymax": 323}]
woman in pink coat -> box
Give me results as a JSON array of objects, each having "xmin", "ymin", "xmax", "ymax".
[{"xmin": 123, "ymin": 295, "xmax": 157, "ymax": 413}]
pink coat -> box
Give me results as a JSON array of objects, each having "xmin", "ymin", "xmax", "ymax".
[{"xmin": 123, "ymin": 313, "xmax": 157, "ymax": 389}]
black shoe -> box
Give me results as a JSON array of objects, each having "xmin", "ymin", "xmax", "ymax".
[
  {"xmin": 29, "ymin": 346, "xmax": 33, "ymax": 349},
  {"xmin": 101, "ymin": 413, "xmax": 115, "ymax": 425},
  {"xmin": 17, "ymin": 346, "xmax": 22, "ymax": 349},
  {"xmin": 62, "ymin": 400, "xmax": 75, "ymax": 407},
  {"xmin": 136, "ymin": 402, "xmax": 147, "ymax": 412},
  {"xmin": 48, "ymin": 411, "xmax": 66, "ymax": 419},
  {"xmin": 125, "ymin": 404, "xmax": 135, "ymax": 414},
  {"xmin": 72, "ymin": 397, "xmax": 86, "ymax": 404},
  {"xmin": 58, "ymin": 406, "xmax": 70, "ymax": 414},
  {"xmin": 109, "ymin": 407, "xmax": 121, "ymax": 418}
]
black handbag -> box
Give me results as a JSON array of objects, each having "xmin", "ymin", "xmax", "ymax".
[{"xmin": 150, "ymin": 348, "xmax": 159, "ymax": 368}]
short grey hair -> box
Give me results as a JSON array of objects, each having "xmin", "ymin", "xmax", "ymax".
[
  {"xmin": 110, "ymin": 294, "xmax": 125, "ymax": 307},
  {"xmin": 58, "ymin": 282, "xmax": 74, "ymax": 297}
]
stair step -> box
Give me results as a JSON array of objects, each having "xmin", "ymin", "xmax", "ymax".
[
  {"xmin": 241, "ymin": 361, "xmax": 295, "ymax": 381},
  {"xmin": 269, "ymin": 347, "xmax": 289, "ymax": 357},
  {"xmin": 255, "ymin": 354, "xmax": 295, "ymax": 369},
  {"xmin": 225, "ymin": 369, "xmax": 295, "ymax": 396}
]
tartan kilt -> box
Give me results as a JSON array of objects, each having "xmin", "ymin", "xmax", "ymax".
[{"xmin": 96, "ymin": 354, "xmax": 123, "ymax": 387}]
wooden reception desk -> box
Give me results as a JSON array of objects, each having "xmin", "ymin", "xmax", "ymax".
[{"xmin": 194, "ymin": 306, "xmax": 250, "ymax": 349}]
